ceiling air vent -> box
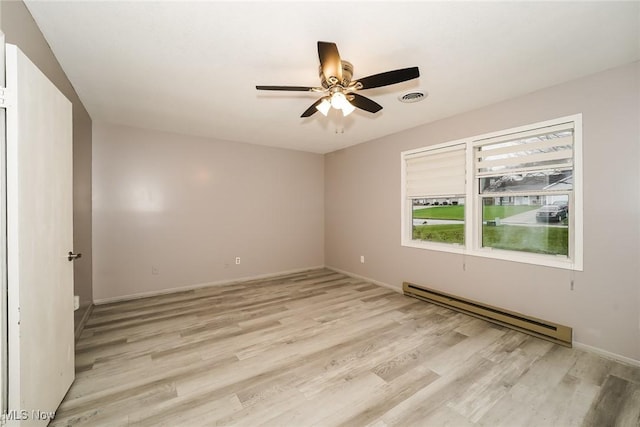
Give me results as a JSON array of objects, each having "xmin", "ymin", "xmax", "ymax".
[{"xmin": 398, "ymin": 91, "xmax": 427, "ymax": 103}]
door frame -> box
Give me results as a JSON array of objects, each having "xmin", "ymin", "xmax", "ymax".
[{"xmin": 1, "ymin": 31, "xmax": 8, "ymax": 417}]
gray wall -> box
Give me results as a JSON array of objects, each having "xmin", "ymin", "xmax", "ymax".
[
  {"xmin": 92, "ymin": 122, "xmax": 324, "ymax": 301},
  {"xmin": 3, "ymin": 0, "xmax": 637, "ymax": 362},
  {"xmin": 325, "ymin": 62, "xmax": 640, "ymax": 361},
  {"xmin": 1, "ymin": 1, "xmax": 93, "ymax": 326}
]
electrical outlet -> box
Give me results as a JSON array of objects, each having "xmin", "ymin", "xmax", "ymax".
[
  {"xmin": 152, "ymin": 266, "xmax": 159, "ymax": 275},
  {"xmin": 360, "ymin": 255, "xmax": 365, "ymax": 264},
  {"xmin": 235, "ymin": 257, "xmax": 241, "ymax": 265}
]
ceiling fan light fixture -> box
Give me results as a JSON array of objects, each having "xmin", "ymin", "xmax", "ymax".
[
  {"xmin": 316, "ymin": 98, "xmax": 331, "ymax": 116},
  {"xmin": 330, "ymin": 91, "xmax": 348, "ymax": 110},
  {"xmin": 341, "ymin": 101, "xmax": 356, "ymax": 116},
  {"xmin": 257, "ymin": 41, "xmax": 420, "ymax": 119}
]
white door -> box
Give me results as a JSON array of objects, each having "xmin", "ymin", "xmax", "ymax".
[{"xmin": 5, "ymin": 44, "xmax": 75, "ymax": 426}]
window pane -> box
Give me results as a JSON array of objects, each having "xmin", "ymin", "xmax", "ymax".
[
  {"xmin": 479, "ymin": 170, "xmax": 572, "ymax": 193},
  {"xmin": 412, "ymin": 198, "xmax": 465, "ymax": 245},
  {"xmin": 476, "ymin": 129, "xmax": 573, "ymax": 176},
  {"xmin": 481, "ymin": 195, "xmax": 569, "ymax": 256}
]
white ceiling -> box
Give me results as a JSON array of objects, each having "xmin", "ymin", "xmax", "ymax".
[{"xmin": 24, "ymin": 1, "xmax": 640, "ymax": 154}]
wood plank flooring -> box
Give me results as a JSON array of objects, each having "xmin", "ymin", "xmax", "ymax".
[{"xmin": 52, "ymin": 269, "xmax": 640, "ymax": 426}]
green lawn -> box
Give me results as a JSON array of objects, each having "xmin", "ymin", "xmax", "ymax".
[
  {"xmin": 412, "ymin": 204, "xmax": 537, "ymax": 221},
  {"xmin": 483, "ymin": 225, "xmax": 568, "ymax": 255},
  {"xmin": 412, "ymin": 224, "xmax": 465, "ymax": 244},
  {"xmin": 482, "ymin": 205, "xmax": 538, "ymax": 220},
  {"xmin": 412, "ymin": 223, "xmax": 568, "ymax": 255},
  {"xmin": 413, "ymin": 205, "xmax": 464, "ymax": 220}
]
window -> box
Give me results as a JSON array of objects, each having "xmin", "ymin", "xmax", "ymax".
[
  {"xmin": 404, "ymin": 144, "xmax": 466, "ymax": 246},
  {"xmin": 402, "ymin": 115, "xmax": 582, "ymax": 270}
]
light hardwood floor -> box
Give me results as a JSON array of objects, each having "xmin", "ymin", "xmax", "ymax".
[{"xmin": 53, "ymin": 269, "xmax": 640, "ymax": 426}]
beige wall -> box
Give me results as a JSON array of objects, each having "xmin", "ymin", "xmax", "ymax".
[
  {"xmin": 325, "ymin": 62, "xmax": 640, "ymax": 361},
  {"xmin": 92, "ymin": 122, "xmax": 324, "ymax": 301},
  {"xmin": 1, "ymin": 1, "xmax": 93, "ymax": 325}
]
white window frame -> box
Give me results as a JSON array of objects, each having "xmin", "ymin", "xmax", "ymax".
[
  {"xmin": 401, "ymin": 114, "xmax": 583, "ymax": 271},
  {"xmin": 401, "ymin": 139, "xmax": 469, "ymax": 255}
]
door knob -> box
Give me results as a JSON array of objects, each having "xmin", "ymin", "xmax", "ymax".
[{"xmin": 68, "ymin": 252, "xmax": 82, "ymax": 261}]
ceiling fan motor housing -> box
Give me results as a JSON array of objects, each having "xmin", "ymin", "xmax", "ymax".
[{"xmin": 320, "ymin": 60, "xmax": 354, "ymax": 88}]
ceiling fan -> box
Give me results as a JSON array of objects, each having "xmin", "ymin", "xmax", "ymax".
[{"xmin": 256, "ymin": 41, "xmax": 420, "ymax": 118}]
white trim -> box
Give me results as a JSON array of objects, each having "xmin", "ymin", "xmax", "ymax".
[
  {"xmin": 472, "ymin": 115, "xmax": 579, "ymax": 145},
  {"xmin": 400, "ymin": 150, "xmax": 410, "ymax": 246},
  {"xmin": 573, "ymin": 341, "xmax": 640, "ymax": 368},
  {"xmin": 480, "ymin": 190, "xmax": 570, "ymax": 198},
  {"xmin": 571, "ymin": 114, "xmax": 584, "ymax": 271},
  {"xmin": 0, "ymin": 87, "xmax": 13, "ymax": 108},
  {"xmin": 74, "ymin": 304, "xmax": 94, "ymax": 341},
  {"xmin": 93, "ymin": 265, "xmax": 326, "ymax": 305},
  {"xmin": 466, "ymin": 142, "xmax": 475, "ymax": 260},
  {"xmin": 468, "ymin": 247, "xmax": 577, "ymax": 270},
  {"xmin": 476, "ymin": 162, "xmax": 573, "ymax": 178},
  {"xmin": 0, "ymin": 32, "xmax": 7, "ymax": 418},
  {"xmin": 401, "ymin": 135, "xmax": 472, "ymax": 158}
]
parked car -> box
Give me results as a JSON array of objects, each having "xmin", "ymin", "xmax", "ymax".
[
  {"xmin": 536, "ymin": 203, "xmax": 568, "ymax": 222},
  {"xmin": 553, "ymin": 200, "xmax": 568, "ymax": 212}
]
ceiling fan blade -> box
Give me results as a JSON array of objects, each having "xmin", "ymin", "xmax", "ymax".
[
  {"xmin": 301, "ymin": 98, "xmax": 324, "ymax": 118},
  {"xmin": 318, "ymin": 41, "xmax": 342, "ymax": 83},
  {"xmin": 356, "ymin": 67, "xmax": 420, "ymax": 90},
  {"xmin": 349, "ymin": 93, "xmax": 383, "ymax": 114},
  {"xmin": 256, "ymin": 85, "xmax": 318, "ymax": 92}
]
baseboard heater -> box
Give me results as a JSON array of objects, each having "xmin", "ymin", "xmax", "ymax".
[{"xmin": 403, "ymin": 282, "xmax": 572, "ymax": 347}]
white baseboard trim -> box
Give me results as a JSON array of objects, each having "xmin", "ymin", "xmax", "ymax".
[
  {"xmin": 75, "ymin": 303, "xmax": 93, "ymax": 342},
  {"xmin": 328, "ymin": 266, "xmax": 640, "ymax": 368},
  {"xmin": 94, "ymin": 265, "xmax": 327, "ymax": 305},
  {"xmin": 573, "ymin": 341, "xmax": 640, "ymax": 367},
  {"xmin": 326, "ymin": 266, "xmax": 402, "ymax": 294}
]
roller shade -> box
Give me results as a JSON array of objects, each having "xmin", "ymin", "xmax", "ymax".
[
  {"xmin": 405, "ymin": 144, "xmax": 466, "ymax": 198},
  {"xmin": 475, "ymin": 123, "xmax": 574, "ymax": 178}
]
